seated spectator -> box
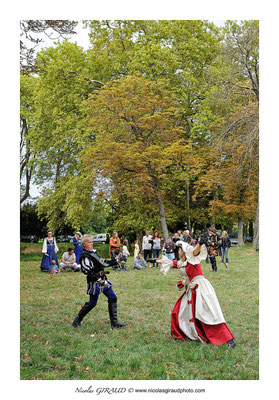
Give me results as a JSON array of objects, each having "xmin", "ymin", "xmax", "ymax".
[
  {"xmin": 60, "ymin": 248, "xmax": 80, "ymax": 272},
  {"xmin": 117, "ymin": 251, "xmax": 127, "ymax": 271},
  {"xmin": 133, "ymin": 253, "xmax": 147, "ymax": 270}
]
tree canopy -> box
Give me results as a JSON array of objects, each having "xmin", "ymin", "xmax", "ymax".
[{"xmin": 20, "ymin": 20, "xmax": 259, "ymax": 246}]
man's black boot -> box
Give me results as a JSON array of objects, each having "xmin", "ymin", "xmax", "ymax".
[
  {"xmin": 108, "ymin": 298, "xmax": 127, "ymax": 329},
  {"xmin": 72, "ymin": 302, "xmax": 94, "ymax": 327},
  {"xmin": 227, "ymin": 339, "xmax": 236, "ymax": 348}
]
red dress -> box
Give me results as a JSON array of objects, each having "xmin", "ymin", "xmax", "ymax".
[{"xmin": 170, "ymin": 260, "xmax": 234, "ymax": 345}]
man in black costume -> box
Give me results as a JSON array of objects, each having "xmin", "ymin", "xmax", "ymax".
[
  {"xmin": 201, "ymin": 227, "xmax": 222, "ymax": 272},
  {"xmin": 72, "ymin": 234, "xmax": 127, "ymax": 329}
]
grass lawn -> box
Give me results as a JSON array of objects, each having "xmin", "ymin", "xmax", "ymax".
[{"xmin": 20, "ymin": 242, "xmax": 259, "ymax": 380}]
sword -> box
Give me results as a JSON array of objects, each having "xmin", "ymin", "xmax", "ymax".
[{"xmin": 220, "ymin": 254, "xmax": 228, "ymax": 269}]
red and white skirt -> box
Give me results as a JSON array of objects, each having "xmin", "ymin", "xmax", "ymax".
[{"xmin": 171, "ymin": 276, "xmax": 234, "ymax": 345}]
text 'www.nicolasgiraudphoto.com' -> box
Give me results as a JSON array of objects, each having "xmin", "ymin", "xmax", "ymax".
[{"xmin": 75, "ymin": 386, "xmax": 206, "ymax": 395}]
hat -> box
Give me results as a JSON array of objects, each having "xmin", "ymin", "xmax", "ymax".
[
  {"xmin": 75, "ymin": 232, "xmax": 82, "ymax": 237},
  {"xmin": 209, "ymin": 227, "xmax": 217, "ymax": 234}
]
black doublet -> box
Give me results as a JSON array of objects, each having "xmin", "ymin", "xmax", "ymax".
[{"xmin": 79, "ymin": 249, "xmax": 111, "ymax": 284}]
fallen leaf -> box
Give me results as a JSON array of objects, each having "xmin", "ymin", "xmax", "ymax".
[{"xmin": 45, "ymin": 340, "xmax": 49, "ymax": 346}]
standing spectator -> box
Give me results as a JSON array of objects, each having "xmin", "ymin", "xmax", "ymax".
[
  {"xmin": 183, "ymin": 230, "xmax": 193, "ymax": 245},
  {"xmin": 133, "ymin": 253, "xmax": 147, "ymax": 270},
  {"xmin": 177, "ymin": 230, "xmax": 183, "ymax": 240},
  {"xmin": 73, "ymin": 232, "xmax": 83, "ymax": 267},
  {"xmin": 122, "ymin": 239, "xmax": 130, "ymax": 263},
  {"xmin": 221, "ymin": 231, "xmax": 231, "ymax": 266},
  {"xmin": 109, "ymin": 232, "xmax": 120, "ymax": 258},
  {"xmin": 164, "ymin": 236, "xmax": 176, "ymax": 261},
  {"xmin": 40, "ymin": 230, "xmax": 59, "ymax": 272},
  {"xmin": 172, "ymin": 232, "xmax": 180, "ymax": 261},
  {"xmin": 151, "ymin": 230, "xmax": 161, "ymax": 268},
  {"xmin": 134, "ymin": 240, "xmax": 140, "ymax": 258},
  {"xmin": 142, "ymin": 230, "xmax": 153, "ymax": 262},
  {"xmin": 60, "ymin": 248, "xmax": 80, "ymax": 272}
]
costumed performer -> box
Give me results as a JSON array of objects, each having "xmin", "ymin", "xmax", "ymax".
[
  {"xmin": 156, "ymin": 238, "xmax": 236, "ymax": 348},
  {"xmin": 72, "ymin": 234, "xmax": 127, "ymax": 329},
  {"xmin": 73, "ymin": 231, "xmax": 83, "ymax": 266},
  {"xmin": 40, "ymin": 230, "xmax": 59, "ymax": 272}
]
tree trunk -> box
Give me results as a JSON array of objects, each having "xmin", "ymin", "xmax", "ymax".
[
  {"xmin": 238, "ymin": 218, "xmax": 244, "ymax": 246},
  {"xmin": 156, "ymin": 190, "xmax": 169, "ymax": 242},
  {"xmin": 20, "ymin": 164, "xmax": 34, "ymax": 204},
  {"xmin": 203, "ymin": 222, "xmax": 207, "ymax": 233},
  {"xmin": 151, "ymin": 177, "xmax": 169, "ymax": 242},
  {"xmin": 186, "ymin": 182, "xmax": 191, "ymax": 231},
  {"xmin": 249, "ymin": 221, "xmax": 254, "ymax": 239},
  {"xmin": 253, "ymin": 201, "xmax": 259, "ymax": 250},
  {"xmin": 243, "ymin": 223, "xmax": 247, "ymax": 243}
]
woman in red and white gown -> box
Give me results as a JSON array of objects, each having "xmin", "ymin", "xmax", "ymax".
[{"xmin": 157, "ymin": 241, "xmax": 236, "ymax": 348}]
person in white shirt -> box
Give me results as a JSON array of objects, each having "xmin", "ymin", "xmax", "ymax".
[
  {"xmin": 142, "ymin": 230, "xmax": 153, "ymax": 261},
  {"xmin": 60, "ymin": 248, "xmax": 80, "ymax": 272},
  {"xmin": 122, "ymin": 239, "xmax": 130, "ymax": 261}
]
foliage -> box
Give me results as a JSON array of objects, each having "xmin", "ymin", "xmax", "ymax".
[
  {"xmin": 20, "ymin": 20, "xmax": 78, "ymax": 74},
  {"xmin": 20, "ymin": 202, "xmax": 47, "ymax": 237},
  {"xmin": 85, "ymin": 74, "xmax": 195, "ymax": 239},
  {"xmin": 20, "ymin": 20, "xmax": 259, "ymax": 239},
  {"xmin": 191, "ymin": 21, "xmax": 259, "ymax": 242}
]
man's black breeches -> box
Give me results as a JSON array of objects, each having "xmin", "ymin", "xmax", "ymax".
[{"xmin": 210, "ymin": 256, "xmax": 217, "ymax": 271}]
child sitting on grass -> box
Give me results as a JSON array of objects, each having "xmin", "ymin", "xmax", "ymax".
[{"xmin": 50, "ymin": 259, "xmax": 61, "ymax": 274}]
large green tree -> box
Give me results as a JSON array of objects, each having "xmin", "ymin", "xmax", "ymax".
[{"xmin": 192, "ymin": 20, "xmax": 259, "ymax": 245}]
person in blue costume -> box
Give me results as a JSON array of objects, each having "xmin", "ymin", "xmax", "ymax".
[
  {"xmin": 73, "ymin": 232, "xmax": 83, "ymax": 267},
  {"xmin": 40, "ymin": 230, "xmax": 59, "ymax": 272}
]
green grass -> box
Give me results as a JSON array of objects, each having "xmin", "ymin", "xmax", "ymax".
[{"xmin": 20, "ymin": 243, "xmax": 259, "ymax": 380}]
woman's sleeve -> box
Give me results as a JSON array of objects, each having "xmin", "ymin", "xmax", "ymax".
[
  {"xmin": 42, "ymin": 238, "xmax": 47, "ymax": 253},
  {"xmin": 73, "ymin": 237, "xmax": 77, "ymax": 246},
  {"xmin": 54, "ymin": 238, "xmax": 59, "ymax": 253},
  {"xmin": 160, "ymin": 255, "xmax": 176, "ymax": 276}
]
